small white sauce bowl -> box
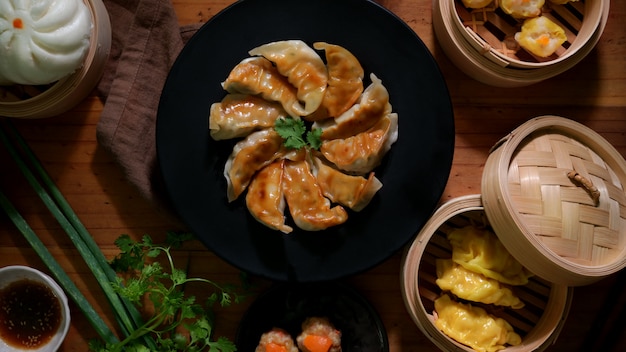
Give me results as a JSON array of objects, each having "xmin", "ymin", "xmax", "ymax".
[{"xmin": 0, "ymin": 266, "xmax": 71, "ymax": 352}]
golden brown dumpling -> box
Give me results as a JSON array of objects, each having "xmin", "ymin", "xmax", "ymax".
[
  {"xmin": 447, "ymin": 226, "xmax": 534, "ymax": 286},
  {"xmin": 434, "ymin": 294, "xmax": 522, "ymax": 352},
  {"xmin": 222, "ymin": 56, "xmax": 306, "ymax": 117},
  {"xmin": 436, "ymin": 259, "xmax": 525, "ymax": 309},
  {"xmin": 314, "ymin": 73, "xmax": 391, "ymax": 140},
  {"xmin": 309, "ymin": 42, "xmax": 364, "ymax": 120},
  {"xmin": 312, "ymin": 156, "xmax": 382, "ymax": 211},
  {"xmin": 515, "ymin": 16, "xmax": 567, "ymax": 58},
  {"xmin": 282, "ymin": 159, "xmax": 348, "ymax": 231},
  {"xmin": 224, "ymin": 129, "xmax": 285, "ymax": 202},
  {"xmin": 209, "ymin": 94, "xmax": 288, "ymax": 140},
  {"xmin": 320, "ymin": 112, "xmax": 398, "ymax": 175},
  {"xmin": 249, "ymin": 40, "xmax": 328, "ymax": 116},
  {"xmin": 246, "ymin": 160, "xmax": 293, "ymax": 234}
]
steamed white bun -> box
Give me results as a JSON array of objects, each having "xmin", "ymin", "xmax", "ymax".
[{"xmin": 0, "ymin": 0, "xmax": 93, "ymax": 85}]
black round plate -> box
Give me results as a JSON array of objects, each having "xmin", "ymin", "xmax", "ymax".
[
  {"xmin": 235, "ymin": 282, "xmax": 388, "ymax": 351},
  {"xmin": 156, "ymin": 0, "xmax": 454, "ymax": 282}
]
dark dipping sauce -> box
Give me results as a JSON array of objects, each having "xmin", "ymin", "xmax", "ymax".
[{"xmin": 0, "ymin": 279, "xmax": 62, "ymax": 349}]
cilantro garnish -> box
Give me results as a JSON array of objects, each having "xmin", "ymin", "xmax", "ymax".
[{"xmin": 274, "ymin": 117, "xmax": 322, "ymax": 150}]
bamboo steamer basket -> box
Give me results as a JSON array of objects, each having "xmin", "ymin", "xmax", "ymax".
[
  {"xmin": 401, "ymin": 194, "xmax": 573, "ymax": 351},
  {"xmin": 482, "ymin": 115, "xmax": 626, "ymax": 286},
  {"xmin": 401, "ymin": 115, "xmax": 626, "ymax": 351},
  {"xmin": 432, "ymin": 0, "xmax": 609, "ymax": 87},
  {"xmin": 0, "ymin": 0, "xmax": 112, "ymax": 119}
]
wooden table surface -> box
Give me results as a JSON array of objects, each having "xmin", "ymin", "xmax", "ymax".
[{"xmin": 1, "ymin": 0, "xmax": 625, "ymax": 351}]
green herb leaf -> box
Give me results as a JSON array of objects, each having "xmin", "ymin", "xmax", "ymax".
[{"xmin": 274, "ymin": 117, "xmax": 324, "ymax": 150}]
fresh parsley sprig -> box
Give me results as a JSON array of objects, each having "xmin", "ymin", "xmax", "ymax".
[
  {"xmin": 89, "ymin": 232, "xmax": 243, "ymax": 352},
  {"xmin": 274, "ymin": 117, "xmax": 322, "ymax": 150}
]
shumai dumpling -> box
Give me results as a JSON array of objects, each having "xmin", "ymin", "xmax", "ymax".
[
  {"xmin": 249, "ymin": 40, "xmax": 328, "ymax": 116},
  {"xmin": 461, "ymin": 0, "xmax": 494, "ymax": 9},
  {"xmin": 222, "ymin": 56, "xmax": 306, "ymax": 118},
  {"xmin": 314, "ymin": 73, "xmax": 392, "ymax": 140},
  {"xmin": 256, "ymin": 328, "xmax": 299, "ymax": 352},
  {"xmin": 312, "ymin": 156, "xmax": 382, "ymax": 212},
  {"xmin": 436, "ymin": 259, "xmax": 525, "ymax": 309},
  {"xmin": 320, "ymin": 112, "xmax": 398, "ymax": 175},
  {"xmin": 434, "ymin": 294, "xmax": 522, "ymax": 352},
  {"xmin": 499, "ymin": 0, "xmax": 545, "ymax": 18},
  {"xmin": 309, "ymin": 42, "xmax": 364, "ymax": 120},
  {"xmin": 282, "ymin": 159, "xmax": 348, "ymax": 231},
  {"xmin": 246, "ymin": 160, "xmax": 293, "ymax": 234},
  {"xmin": 224, "ymin": 129, "xmax": 285, "ymax": 202},
  {"xmin": 447, "ymin": 226, "xmax": 534, "ymax": 286},
  {"xmin": 209, "ymin": 94, "xmax": 288, "ymax": 140},
  {"xmin": 296, "ymin": 317, "xmax": 342, "ymax": 352},
  {"xmin": 515, "ymin": 16, "xmax": 567, "ymax": 58}
]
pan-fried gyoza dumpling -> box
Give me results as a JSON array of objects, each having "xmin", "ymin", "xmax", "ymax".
[
  {"xmin": 447, "ymin": 225, "xmax": 534, "ymax": 286},
  {"xmin": 434, "ymin": 294, "xmax": 522, "ymax": 352},
  {"xmin": 282, "ymin": 159, "xmax": 348, "ymax": 231},
  {"xmin": 313, "ymin": 73, "xmax": 391, "ymax": 140},
  {"xmin": 307, "ymin": 42, "xmax": 364, "ymax": 120},
  {"xmin": 246, "ymin": 160, "xmax": 293, "ymax": 234},
  {"xmin": 224, "ymin": 129, "xmax": 285, "ymax": 202},
  {"xmin": 320, "ymin": 112, "xmax": 398, "ymax": 175},
  {"xmin": 209, "ymin": 94, "xmax": 288, "ymax": 140},
  {"xmin": 436, "ymin": 259, "xmax": 525, "ymax": 309},
  {"xmin": 249, "ymin": 40, "xmax": 328, "ymax": 116},
  {"xmin": 311, "ymin": 156, "xmax": 382, "ymax": 211},
  {"xmin": 222, "ymin": 56, "xmax": 307, "ymax": 118}
]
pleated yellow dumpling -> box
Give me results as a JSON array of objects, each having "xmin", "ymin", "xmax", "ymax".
[
  {"xmin": 436, "ymin": 259, "xmax": 525, "ymax": 309},
  {"xmin": 434, "ymin": 294, "xmax": 522, "ymax": 352},
  {"xmin": 447, "ymin": 225, "xmax": 534, "ymax": 286}
]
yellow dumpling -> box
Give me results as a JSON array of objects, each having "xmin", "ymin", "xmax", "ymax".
[
  {"xmin": 499, "ymin": 0, "xmax": 545, "ymax": 18},
  {"xmin": 515, "ymin": 16, "xmax": 567, "ymax": 58},
  {"xmin": 461, "ymin": 0, "xmax": 494, "ymax": 9},
  {"xmin": 447, "ymin": 225, "xmax": 534, "ymax": 285},
  {"xmin": 434, "ymin": 294, "xmax": 522, "ymax": 352},
  {"xmin": 436, "ymin": 259, "xmax": 525, "ymax": 309}
]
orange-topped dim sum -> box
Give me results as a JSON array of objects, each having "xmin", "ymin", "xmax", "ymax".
[
  {"xmin": 515, "ymin": 16, "xmax": 567, "ymax": 58},
  {"xmin": 499, "ymin": 0, "xmax": 545, "ymax": 18},
  {"xmin": 256, "ymin": 328, "xmax": 299, "ymax": 352},
  {"xmin": 296, "ymin": 317, "xmax": 342, "ymax": 352}
]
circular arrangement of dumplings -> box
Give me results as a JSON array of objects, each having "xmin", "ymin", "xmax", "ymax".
[
  {"xmin": 0, "ymin": 0, "xmax": 93, "ymax": 86},
  {"xmin": 209, "ymin": 40, "xmax": 398, "ymax": 234},
  {"xmin": 256, "ymin": 317, "xmax": 341, "ymax": 352},
  {"xmin": 461, "ymin": 0, "xmax": 572, "ymax": 58}
]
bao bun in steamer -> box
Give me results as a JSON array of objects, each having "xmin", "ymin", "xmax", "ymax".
[{"xmin": 0, "ymin": 0, "xmax": 111, "ymax": 119}]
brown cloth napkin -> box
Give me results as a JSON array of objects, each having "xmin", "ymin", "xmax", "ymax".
[{"xmin": 96, "ymin": 0, "xmax": 201, "ymax": 206}]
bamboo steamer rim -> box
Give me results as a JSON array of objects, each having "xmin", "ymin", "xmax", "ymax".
[
  {"xmin": 0, "ymin": 0, "xmax": 111, "ymax": 119},
  {"xmin": 400, "ymin": 194, "xmax": 572, "ymax": 351},
  {"xmin": 482, "ymin": 115, "xmax": 626, "ymax": 286},
  {"xmin": 432, "ymin": 0, "xmax": 610, "ymax": 87},
  {"xmin": 450, "ymin": 0, "xmax": 605, "ymax": 69}
]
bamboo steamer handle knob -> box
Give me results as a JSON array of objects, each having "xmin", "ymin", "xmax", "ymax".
[{"xmin": 567, "ymin": 171, "xmax": 600, "ymax": 206}]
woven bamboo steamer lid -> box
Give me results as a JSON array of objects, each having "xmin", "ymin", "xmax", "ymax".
[
  {"xmin": 433, "ymin": 0, "xmax": 610, "ymax": 87},
  {"xmin": 482, "ymin": 115, "xmax": 626, "ymax": 286},
  {"xmin": 401, "ymin": 194, "xmax": 572, "ymax": 351},
  {"xmin": 0, "ymin": 0, "xmax": 111, "ymax": 119}
]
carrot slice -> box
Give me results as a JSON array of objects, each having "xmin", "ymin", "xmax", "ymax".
[
  {"xmin": 303, "ymin": 334, "xmax": 333, "ymax": 352},
  {"xmin": 265, "ymin": 342, "xmax": 288, "ymax": 352}
]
